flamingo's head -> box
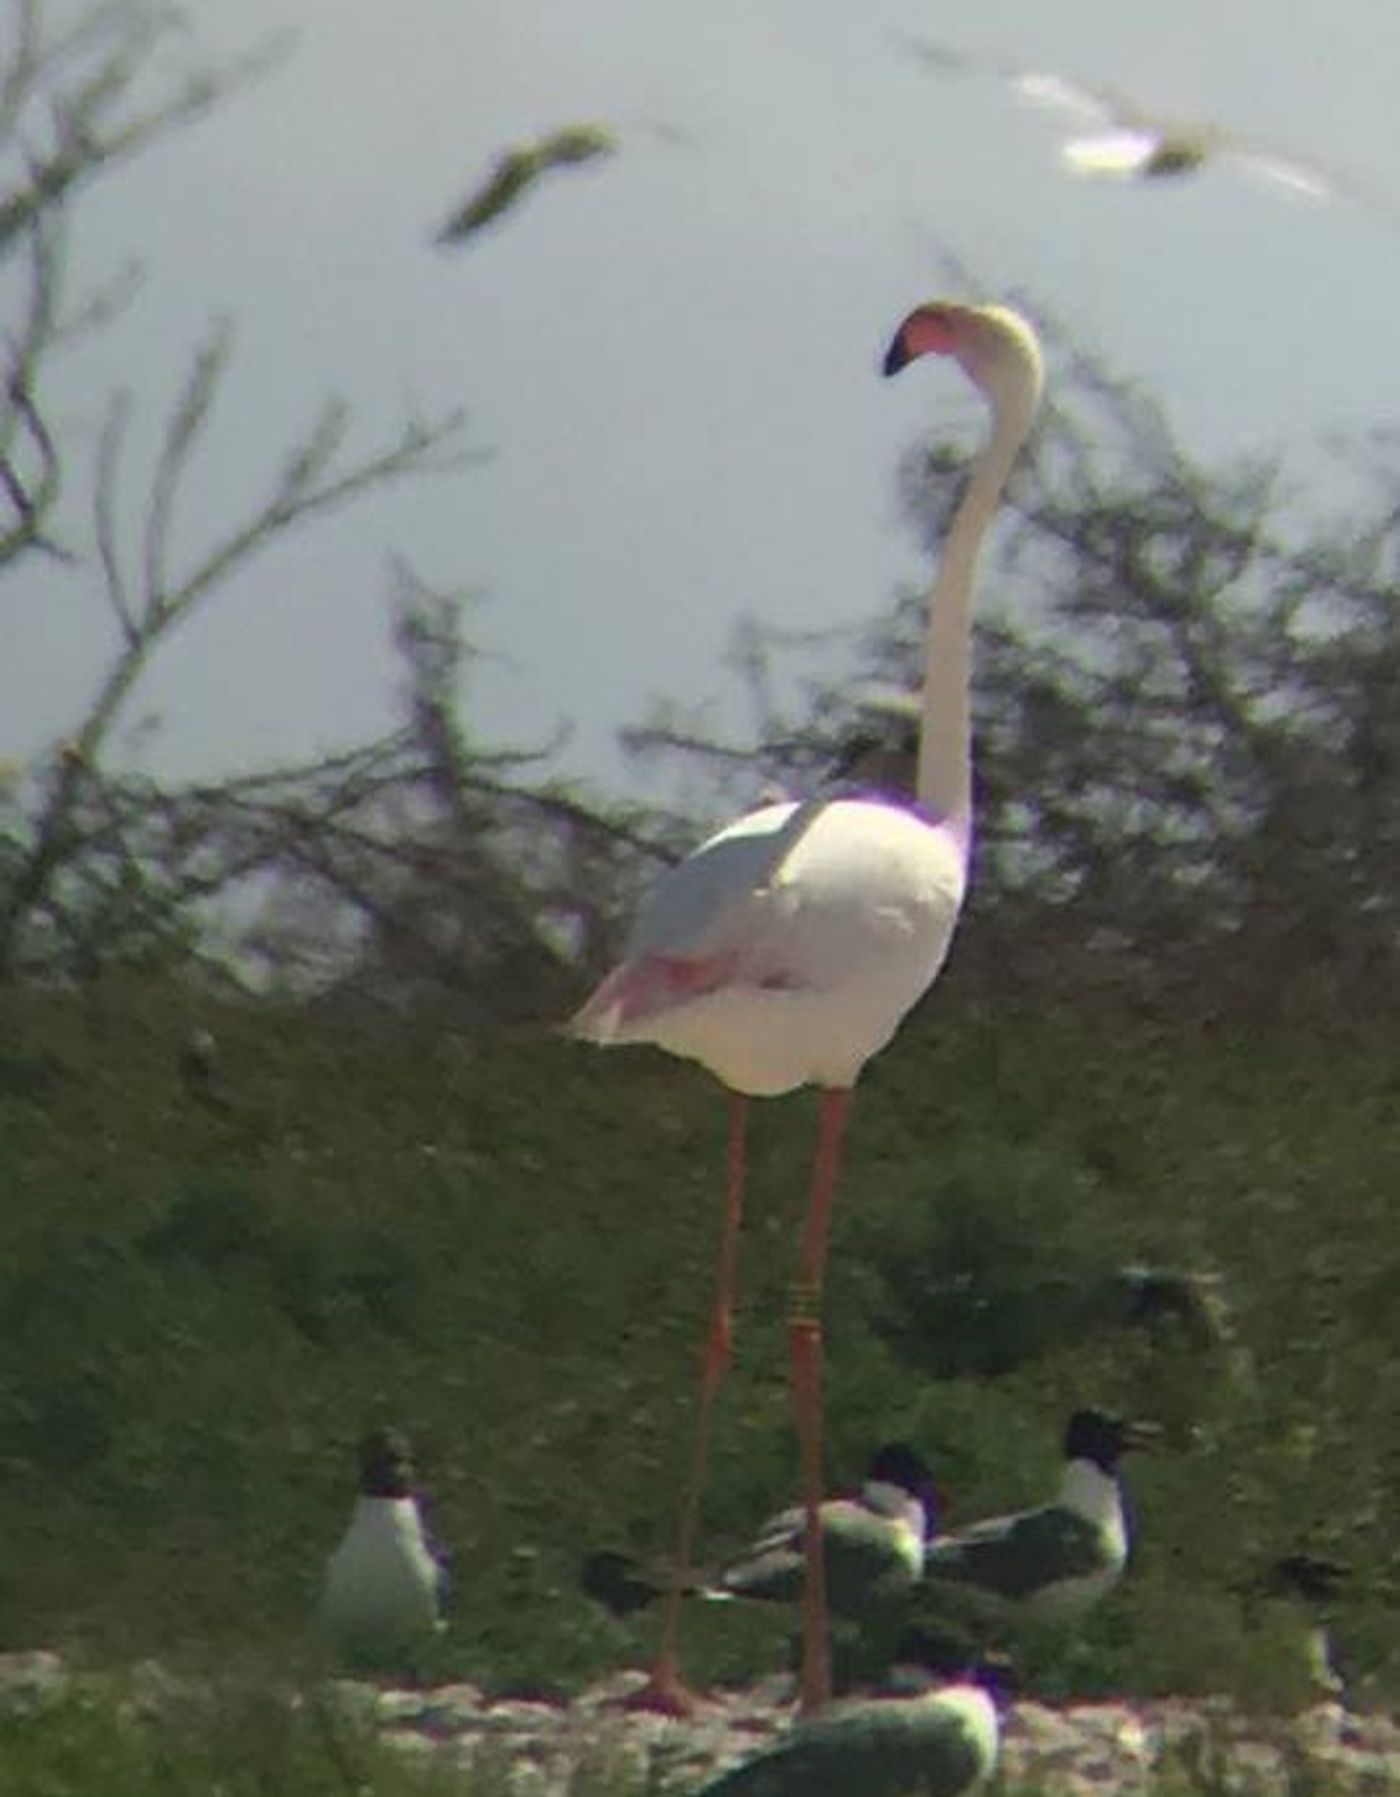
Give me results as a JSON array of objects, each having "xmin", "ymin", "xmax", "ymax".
[{"xmin": 882, "ymin": 300, "xmax": 1043, "ymax": 424}]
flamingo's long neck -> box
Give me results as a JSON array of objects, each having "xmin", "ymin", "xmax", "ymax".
[{"xmin": 915, "ymin": 379, "xmax": 1038, "ymax": 849}]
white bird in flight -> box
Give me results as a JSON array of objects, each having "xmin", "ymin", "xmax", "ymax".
[
  {"xmin": 571, "ymin": 301, "xmax": 1043, "ymax": 1715},
  {"xmin": 898, "ymin": 35, "xmax": 1393, "ymax": 214}
]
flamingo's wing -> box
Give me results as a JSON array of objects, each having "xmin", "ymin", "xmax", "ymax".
[
  {"xmin": 626, "ymin": 803, "xmax": 818, "ymax": 959},
  {"xmin": 571, "ymin": 802, "xmax": 824, "ymax": 1038}
]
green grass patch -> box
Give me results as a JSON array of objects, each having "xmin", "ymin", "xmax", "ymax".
[{"xmin": 0, "ymin": 979, "xmax": 1396, "ymax": 1705}]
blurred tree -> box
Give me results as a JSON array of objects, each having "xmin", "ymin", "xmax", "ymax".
[
  {"xmin": 106, "ymin": 569, "xmax": 672, "ymax": 1019},
  {"xmin": 0, "ymin": 1, "xmax": 665, "ymax": 1010}
]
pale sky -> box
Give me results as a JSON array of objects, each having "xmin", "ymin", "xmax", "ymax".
[{"xmin": 10, "ymin": 0, "xmax": 1400, "ymax": 800}]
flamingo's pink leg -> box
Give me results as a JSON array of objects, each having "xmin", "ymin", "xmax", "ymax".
[
  {"xmin": 625, "ymin": 1092, "xmax": 749, "ymax": 1717},
  {"xmin": 787, "ymin": 1085, "xmax": 852, "ymax": 1717}
]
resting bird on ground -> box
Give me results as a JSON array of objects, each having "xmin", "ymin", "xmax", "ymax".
[
  {"xmin": 897, "ymin": 35, "xmax": 1393, "ymax": 215},
  {"xmin": 919, "ymin": 1409, "xmax": 1159, "ymax": 1631},
  {"xmin": 1262, "ymin": 1553, "xmax": 1351, "ymax": 1699},
  {"xmin": 436, "ymin": 123, "xmax": 617, "ymax": 244},
  {"xmin": 571, "ymin": 301, "xmax": 1044, "ymax": 1715},
  {"xmin": 317, "ymin": 1427, "xmax": 446, "ymax": 1669},
  {"xmin": 583, "ymin": 1441, "xmax": 937, "ymax": 1623},
  {"xmin": 177, "ymin": 1026, "xmax": 234, "ymax": 1114},
  {"xmin": 1111, "ymin": 1264, "xmax": 1233, "ymax": 1347},
  {"xmin": 693, "ymin": 1651, "xmax": 1005, "ymax": 1797}
]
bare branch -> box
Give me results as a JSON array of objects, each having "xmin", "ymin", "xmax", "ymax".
[
  {"xmin": 0, "ymin": 0, "xmax": 43, "ymax": 138},
  {"xmin": 0, "ymin": 22, "xmax": 292, "ymax": 261},
  {"xmin": 0, "ymin": 5, "xmax": 654, "ymax": 1003},
  {"xmin": 0, "ymin": 323, "xmax": 473, "ymax": 983},
  {"xmin": 463, "ymin": 769, "xmax": 678, "ymax": 867},
  {"xmin": 0, "ymin": 222, "xmax": 66, "ymax": 565},
  {"xmin": 140, "ymin": 319, "xmax": 230, "ymax": 613},
  {"xmin": 154, "ymin": 399, "xmax": 472, "ymax": 633},
  {"xmin": 93, "ymin": 387, "xmax": 136, "ymax": 640},
  {"xmin": 268, "ymin": 398, "xmax": 351, "ymax": 515}
]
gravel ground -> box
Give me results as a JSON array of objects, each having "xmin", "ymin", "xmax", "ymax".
[
  {"xmin": 5, "ymin": 1650, "xmax": 1398, "ymax": 1794},
  {"xmin": 360, "ymin": 1670, "xmax": 1400, "ymax": 1795}
]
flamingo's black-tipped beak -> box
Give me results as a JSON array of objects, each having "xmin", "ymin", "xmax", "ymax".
[
  {"xmin": 882, "ymin": 331, "xmax": 915, "ymax": 377},
  {"xmin": 882, "ymin": 304, "xmax": 959, "ymax": 378}
]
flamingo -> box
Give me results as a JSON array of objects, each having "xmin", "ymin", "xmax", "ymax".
[{"xmin": 571, "ymin": 300, "xmax": 1043, "ymax": 1715}]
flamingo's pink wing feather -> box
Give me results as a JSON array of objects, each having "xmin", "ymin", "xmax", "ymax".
[{"xmin": 570, "ymin": 951, "xmax": 742, "ymax": 1040}]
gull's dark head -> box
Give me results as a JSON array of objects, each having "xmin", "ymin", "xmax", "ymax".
[
  {"xmin": 867, "ymin": 1440, "xmax": 937, "ymax": 1507},
  {"xmin": 579, "ymin": 1550, "xmax": 657, "ymax": 1618},
  {"xmin": 357, "ymin": 1426, "xmax": 416, "ymax": 1498},
  {"xmin": 1064, "ymin": 1408, "xmax": 1162, "ymax": 1472},
  {"xmin": 1268, "ymin": 1553, "xmax": 1351, "ymax": 1606},
  {"xmin": 1114, "ymin": 1263, "xmax": 1234, "ymax": 1349}
]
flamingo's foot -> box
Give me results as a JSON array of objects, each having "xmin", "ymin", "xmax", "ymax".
[
  {"xmin": 620, "ymin": 1663, "xmax": 705, "ymax": 1717},
  {"xmin": 797, "ymin": 1669, "xmax": 833, "ymax": 1718},
  {"xmin": 795, "ymin": 1565, "xmax": 832, "ymax": 1717}
]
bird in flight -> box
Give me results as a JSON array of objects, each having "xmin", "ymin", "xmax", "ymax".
[
  {"xmin": 436, "ymin": 124, "xmax": 618, "ymax": 245},
  {"xmin": 897, "ymin": 35, "xmax": 1392, "ymax": 214}
]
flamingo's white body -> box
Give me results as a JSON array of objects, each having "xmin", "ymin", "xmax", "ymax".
[
  {"xmin": 573, "ymin": 301, "xmax": 1043, "ymax": 1716},
  {"xmin": 574, "ymin": 796, "xmax": 965, "ymax": 1095}
]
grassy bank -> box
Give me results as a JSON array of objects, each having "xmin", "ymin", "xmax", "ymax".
[{"xmin": 1, "ymin": 977, "xmax": 1397, "ymax": 1704}]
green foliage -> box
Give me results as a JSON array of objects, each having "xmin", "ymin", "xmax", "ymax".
[
  {"xmin": 0, "ymin": 1672, "xmax": 471, "ymax": 1797},
  {"xmin": 0, "ymin": 978, "xmax": 1395, "ymax": 1713}
]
